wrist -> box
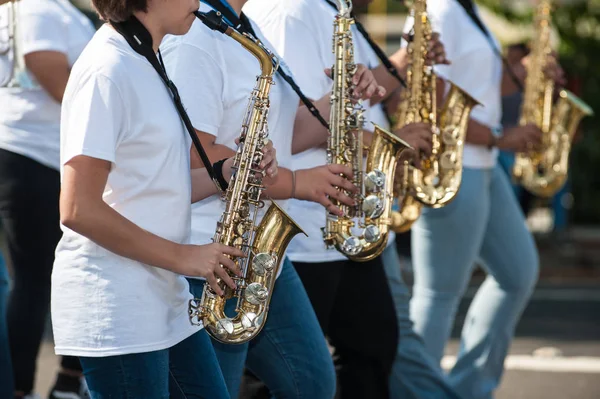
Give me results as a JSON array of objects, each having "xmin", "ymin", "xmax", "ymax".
[
  {"xmin": 390, "ymin": 48, "xmax": 409, "ymax": 78},
  {"xmin": 293, "ymin": 169, "xmax": 308, "ymax": 201},
  {"xmin": 488, "ymin": 126, "xmax": 503, "ymax": 150},
  {"xmin": 223, "ymin": 157, "xmax": 234, "ymax": 181}
]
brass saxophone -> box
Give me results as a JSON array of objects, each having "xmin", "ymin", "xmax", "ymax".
[
  {"xmin": 322, "ymin": 0, "xmax": 411, "ymax": 262},
  {"xmin": 0, "ymin": 0, "xmax": 27, "ymax": 88},
  {"xmin": 512, "ymin": 0, "xmax": 593, "ymax": 197},
  {"xmin": 390, "ymin": 0, "xmax": 479, "ymax": 233},
  {"xmin": 189, "ymin": 12, "xmax": 305, "ymax": 344}
]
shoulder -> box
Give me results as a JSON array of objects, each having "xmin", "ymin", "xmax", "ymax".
[
  {"xmin": 245, "ymin": 0, "xmax": 331, "ymax": 30},
  {"xmin": 66, "ymin": 27, "xmax": 138, "ymax": 103},
  {"xmin": 427, "ymin": 0, "xmax": 464, "ymax": 27},
  {"xmin": 18, "ymin": 0, "xmax": 63, "ymax": 19}
]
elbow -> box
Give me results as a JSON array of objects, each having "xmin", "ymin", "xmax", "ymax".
[{"xmin": 59, "ymin": 195, "xmax": 87, "ymax": 233}]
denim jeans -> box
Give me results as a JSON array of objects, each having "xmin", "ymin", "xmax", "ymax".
[
  {"xmin": 79, "ymin": 330, "xmax": 230, "ymax": 399},
  {"xmin": 410, "ymin": 165, "xmax": 539, "ymax": 399},
  {"xmin": 188, "ymin": 257, "xmax": 336, "ymax": 399},
  {"xmin": 0, "ymin": 252, "xmax": 14, "ymax": 399},
  {"xmin": 381, "ymin": 245, "xmax": 463, "ymax": 399}
]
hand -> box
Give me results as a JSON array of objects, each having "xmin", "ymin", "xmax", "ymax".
[
  {"xmin": 324, "ymin": 64, "xmax": 386, "ymax": 100},
  {"xmin": 393, "ymin": 122, "xmax": 433, "ymax": 168},
  {"xmin": 174, "ymin": 243, "xmax": 246, "ymax": 296},
  {"xmin": 521, "ymin": 53, "xmax": 566, "ymax": 86},
  {"xmin": 400, "ymin": 32, "xmax": 451, "ymax": 66},
  {"xmin": 232, "ymin": 138, "xmax": 278, "ymax": 184},
  {"xmin": 497, "ymin": 124, "xmax": 543, "ymax": 153},
  {"xmin": 295, "ymin": 164, "xmax": 358, "ymax": 216}
]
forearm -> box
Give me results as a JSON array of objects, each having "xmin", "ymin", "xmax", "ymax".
[
  {"xmin": 292, "ymin": 96, "xmax": 331, "ymax": 154},
  {"xmin": 62, "ymin": 201, "xmax": 182, "ymax": 273},
  {"xmin": 264, "ymin": 168, "xmax": 294, "ymax": 199},
  {"xmin": 465, "ymin": 118, "xmax": 494, "ymax": 146}
]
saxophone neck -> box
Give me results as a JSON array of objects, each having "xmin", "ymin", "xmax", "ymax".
[
  {"xmin": 335, "ymin": 0, "xmax": 353, "ymax": 18},
  {"xmin": 194, "ymin": 10, "xmax": 277, "ymax": 76}
]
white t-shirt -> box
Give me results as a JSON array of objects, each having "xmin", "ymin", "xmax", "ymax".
[
  {"xmin": 403, "ymin": 0, "xmax": 503, "ymax": 169},
  {"xmin": 245, "ymin": 0, "xmax": 395, "ymax": 263},
  {"xmin": 161, "ymin": 7, "xmax": 298, "ymax": 258},
  {"xmin": 0, "ymin": 0, "xmax": 95, "ymax": 170},
  {"xmin": 52, "ymin": 25, "xmax": 197, "ymax": 357}
]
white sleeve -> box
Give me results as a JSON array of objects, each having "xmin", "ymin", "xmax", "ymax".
[
  {"xmin": 166, "ymin": 43, "xmax": 225, "ymax": 136},
  {"xmin": 19, "ymin": 10, "xmax": 68, "ymax": 55},
  {"xmin": 269, "ymin": 15, "xmax": 331, "ymax": 100},
  {"xmin": 61, "ymin": 74, "xmax": 126, "ymax": 165}
]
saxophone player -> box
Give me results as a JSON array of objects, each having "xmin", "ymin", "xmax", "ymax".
[
  {"xmin": 50, "ymin": 0, "xmax": 282, "ymax": 395},
  {"xmin": 402, "ymin": 1, "xmax": 565, "ymax": 398},
  {"xmin": 243, "ymin": 0, "xmax": 452, "ymax": 397},
  {"xmin": 161, "ymin": 0, "xmax": 384, "ymax": 397}
]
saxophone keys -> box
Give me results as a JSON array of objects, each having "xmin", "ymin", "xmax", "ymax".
[
  {"xmin": 341, "ymin": 236, "xmax": 363, "ymax": 256},
  {"xmin": 363, "ymin": 225, "xmax": 381, "ymax": 244},
  {"xmin": 439, "ymin": 151, "xmax": 458, "ymax": 170},
  {"xmin": 214, "ymin": 318, "xmax": 235, "ymax": 338},
  {"xmin": 363, "ymin": 195, "xmax": 384, "ymax": 219},
  {"xmin": 252, "ymin": 252, "xmax": 276, "ymax": 276},
  {"xmin": 441, "ymin": 125, "xmax": 459, "ymax": 145},
  {"xmin": 364, "ymin": 170, "xmax": 386, "ymax": 193},
  {"xmin": 241, "ymin": 311, "xmax": 258, "ymax": 329},
  {"xmin": 245, "ymin": 283, "xmax": 269, "ymax": 305}
]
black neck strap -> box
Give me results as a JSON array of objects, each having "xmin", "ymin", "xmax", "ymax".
[
  {"xmin": 111, "ymin": 16, "xmax": 224, "ymax": 191},
  {"xmin": 202, "ymin": 0, "xmax": 330, "ymax": 130},
  {"xmin": 324, "ymin": 0, "xmax": 407, "ymax": 89},
  {"xmin": 455, "ymin": 0, "xmax": 524, "ymax": 92}
]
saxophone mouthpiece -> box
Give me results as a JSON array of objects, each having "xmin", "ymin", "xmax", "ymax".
[{"xmin": 194, "ymin": 10, "xmax": 230, "ymax": 34}]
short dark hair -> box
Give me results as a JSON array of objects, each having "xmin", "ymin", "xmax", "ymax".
[{"xmin": 92, "ymin": 0, "xmax": 148, "ymax": 22}]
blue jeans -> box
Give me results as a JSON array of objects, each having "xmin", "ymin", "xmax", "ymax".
[
  {"xmin": 0, "ymin": 252, "xmax": 13, "ymax": 399},
  {"xmin": 381, "ymin": 245, "xmax": 463, "ymax": 399},
  {"xmin": 79, "ymin": 330, "xmax": 230, "ymax": 399},
  {"xmin": 188, "ymin": 257, "xmax": 336, "ymax": 399},
  {"xmin": 410, "ymin": 165, "xmax": 539, "ymax": 399}
]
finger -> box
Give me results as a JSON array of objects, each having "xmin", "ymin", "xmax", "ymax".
[
  {"xmin": 354, "ymin": 74, "xmax": 374, "ymax": 97},
  {"xmin": 219, "ymin": 254, "xmax": 242, "ymax": 277},
  {"xmin": 215, "ymin": 266, "xmax": 237, "ymax": 290},
  {"xmin": 328, "ymin": 163, "xmax": 354, "ymax": 178},
  {"xmin": 331, "ymin": 174, "xmax": 359, "ymax": 193},
  {"xmin": 352, "ymin": 64, "xmax": 367, "ymax": 85},
  {"xmin": 219, "ymin": 244, "xmax": 246, "ymax": 259},
  {"xmin": 324, "ymin": 68, "xmax": 333, "ymax": 79},
  {"xmin": 322, "ymin": 197, "xmax": 344, "ymax": 216},
  {"xmin": 377, "ymin": 85, "xmax": 386, "ymax": 97},
  {"xmin": 327, "ymin": 187, "xmax": 355, "ymax": 207},
  {"xmin": 362, "ymin": 82, "xmax": 377, "ymax": 99},
  {"xmin": 206, "ymin": 274, "xmax": 223, "ymax": 296}
]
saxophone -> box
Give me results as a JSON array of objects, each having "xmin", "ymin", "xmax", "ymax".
[
  {"xmin": 512, "ymin": 0, "xmax": 593, "ymax": 197},
  {"xmin": 390, "ymin": 0, "xmax": 479, "ymax": 233},
  {"xmin": 0, "ymin": 0, "xmax": 27, "ymax": 88},
  {"xmin": 189, "ymin": 11, "xmax": 305, "ymax": 344},
  {"xmin": 322, "ymin": 0, "xmax": 411, "ymax": 262}
]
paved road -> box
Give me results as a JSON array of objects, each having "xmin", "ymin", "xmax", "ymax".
[{"xmin": 32, "ymin": 282, "xmax": 600, "ymax": 398}]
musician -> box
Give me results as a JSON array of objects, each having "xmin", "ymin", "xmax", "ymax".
[
  {"xmin": 0, "ymin": 0, "xmax": 94, "ymax": 397},
  {"xmin": 49, "ymin": 0, "xmax": 277, "ymax": 396},
  {"xmin": 162, "ymin": 0, "xmax": 385, "ymax": 396},
  {"xmin": 402, "ymin": 1, "xmax": 563, "ymax": 397},
  {"xmin": 243, "ymin": 0, "xmax": 448, "ymax": 397}
]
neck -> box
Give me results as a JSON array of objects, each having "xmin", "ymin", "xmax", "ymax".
[
  {"xmin": 133, "ymin": 11, "xmax": 164, "ymax": 52},
  {"xmin": 227, "ymin": 0, "xmax": 246, "ymax": 16}
]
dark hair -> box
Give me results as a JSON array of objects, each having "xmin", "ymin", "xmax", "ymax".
[{"xmin": 92, "ymin": 0, "xmax": 148, "ymax": 22}]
